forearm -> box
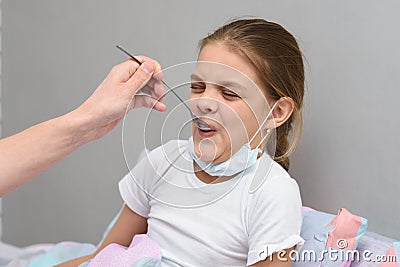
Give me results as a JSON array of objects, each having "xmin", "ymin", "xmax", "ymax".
[{"xmin": 0, "ymin": 110, "xmax": 93, "ymax": 196}]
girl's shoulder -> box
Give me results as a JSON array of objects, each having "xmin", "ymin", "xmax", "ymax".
[
  {"xmin": 246, "ymin": 153, "xmax": 297, "ymax": 193},
  {"xmin": 244, "ymin": 153, "xmax": 302, "ymax": 213}
]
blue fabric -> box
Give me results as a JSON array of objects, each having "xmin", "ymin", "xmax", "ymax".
[
  {"xmin": 130, "ymin": 257, "xmax": 161, "ymax": 267},
  {"xmin": 28, "ymin": 242, "xmax": 95, "ymax": 267},
  {"xmin": 294, "ymin": 209, "xmax": 368, "ymax": 267}
]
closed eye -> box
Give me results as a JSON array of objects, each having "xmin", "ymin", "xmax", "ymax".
[
  {"xmin": 190, "ymin": 82, "xmax": 242, "ymax": 99},
  {"xmin": 222, "ymin": 90, "xmax": 241, "ymax": 99},
  {"xmin": 190, "ymin": 82, "xmax": 205, "ymax": 92}
]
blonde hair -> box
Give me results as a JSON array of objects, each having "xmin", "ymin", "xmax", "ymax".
[{"xmin": 200, "ymin": 18, "xmax": 305, "ymax": 171}]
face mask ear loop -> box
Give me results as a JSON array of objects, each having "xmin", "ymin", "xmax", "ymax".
[
  {"xmin": 248, "ymin": 101, "xmax": 279, "ymax": 146},
  {"xmin": 255, "ymin": 128, "xmax": 272, "ymax": 151}
]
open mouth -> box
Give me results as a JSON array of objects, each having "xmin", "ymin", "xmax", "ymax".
[{"xmin": 196, "ymin": 119, "xmax": 217, "ymax": 136}]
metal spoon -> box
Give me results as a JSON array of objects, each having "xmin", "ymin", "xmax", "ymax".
[{"xmin": 116, "ymin": 45, "xmax": 212, "ymax": 131}]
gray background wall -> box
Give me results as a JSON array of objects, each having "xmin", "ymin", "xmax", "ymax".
[{"xmin": 1, "ymin": 0, "xmax": 399, "ymax": 246}]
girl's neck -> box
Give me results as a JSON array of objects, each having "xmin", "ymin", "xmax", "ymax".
[{"xmin": 193, "ymin": 162, "xmax": 235, "ymax": 184}]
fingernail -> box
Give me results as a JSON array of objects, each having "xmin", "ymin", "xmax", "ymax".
[{"xmin": 141, "ymin": 62, "xmax": 154, "ymax": 74}]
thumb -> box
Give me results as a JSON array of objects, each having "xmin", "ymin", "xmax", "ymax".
[{"xmin": 124, "ymin": 62, "xmax": 156, "ymax": 95}]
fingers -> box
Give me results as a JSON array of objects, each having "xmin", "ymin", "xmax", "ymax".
[
  {"xmin": 123, "ymin": 56, "xmax": 165, "ymax": 108},
  {"xmin": 110, "ymin": 56, "xmax": 166, "ymax": 112},
  {"xmin": 140, "ymin": 82, "xmax": 166, "ymax": 101},
  {"xmin": 138, "ymin": 57, "xmax": 164, "ymax": 101},
  {"xmin": 136, "ymin": 56, "xmax": 163, "ymax": 82},
  {"xmin": 123, "ymin": 55, "xmax": 164, "ymax": 91},
  {"xmin": 109, "ymin": 60, "xmax": 140, "ymax": 83},
  {"xmin": 110, "ymin": 56, "xmax": 162, "ymax": 85},
  {"xmin": 124, "ymin": 62, "xmax": 156, "ymax": 95},
  {"xmin": 153, "ymin": 100, "xmax": 167, "ymax": 112},
  {"xmin": 133, "ymin": 95, "xmax": 167, "ymax": 112}
]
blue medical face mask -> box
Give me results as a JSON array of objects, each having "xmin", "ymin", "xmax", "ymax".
[{"xmin": 188, "ymin": 102, "xmax": 278, "ymax": 177}]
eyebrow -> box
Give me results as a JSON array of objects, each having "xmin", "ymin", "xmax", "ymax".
[
  {"xmin": 190, "ymin": 73, "xmax": 204, "ymax": 81},
  {"xmin": 190, "ymin": 73, "xmax": 246, "ymax": 93}
]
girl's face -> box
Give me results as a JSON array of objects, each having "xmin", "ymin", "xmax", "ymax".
[{"xmin": 190, "ymin": 43, "xmax": 273, "ymax": 163}]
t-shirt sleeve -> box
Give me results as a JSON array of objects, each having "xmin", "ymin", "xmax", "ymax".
[
  {"xmin": 119, "ymin": 147, "xmax": 163, "ymax": 218},
  {"xmin": 247, "ymin": 175, "xmax": 304, "ymax": 266}
]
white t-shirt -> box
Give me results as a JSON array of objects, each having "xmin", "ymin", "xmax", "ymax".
[{"xmin": 119, "ymin": 140, "xmax": 304, "ymax": 266}]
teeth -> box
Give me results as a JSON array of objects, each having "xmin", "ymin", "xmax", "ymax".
[{"xmin": 200, "ymin": 128, "xmax": 213, "ymax": 132}]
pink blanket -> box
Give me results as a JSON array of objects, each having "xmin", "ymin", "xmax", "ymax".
[{"xmin": 88, "ymin": 234, "xmax": 162, "ymax": 267}]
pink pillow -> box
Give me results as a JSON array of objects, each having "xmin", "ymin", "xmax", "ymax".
[
  {"xmin": 295, "ymin": 207, "xmax": 368, "ymax": 266},
  {"xmin": 88, "ymin": 234, "xmax": 161, "ymax": 267}
]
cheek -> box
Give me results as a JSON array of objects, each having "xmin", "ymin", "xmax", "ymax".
[
  {"xmin": 218, "ymin": 103, "xmax": 251, "ymax": 152},
  {"xmin": 232, "ymin": 103, "xmax": 262, "ymax": 146},
  {"xmin": 188, "ymin": 93, "xmax": 196, "ymax": 108},
  {"xmin": 240, "ymin": 98, "xmax": 269, "ymax": 140},
  {"xmin": 243, "ymin": 111, "xmax": 260, "ymax": 137}
]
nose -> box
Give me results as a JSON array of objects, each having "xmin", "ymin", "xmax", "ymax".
[{"xmin": 196, "ymin": 94, "xmax": 219, "ymax": 115}]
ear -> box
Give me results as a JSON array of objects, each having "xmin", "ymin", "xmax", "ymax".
[{"xmin": 267, "ymin": 97, "xmax": 295, "ymax": 129}]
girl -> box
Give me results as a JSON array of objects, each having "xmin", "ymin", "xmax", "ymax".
[{"xmin": 59, "ymin": 18, "xmax": 305, "ymax": 266}]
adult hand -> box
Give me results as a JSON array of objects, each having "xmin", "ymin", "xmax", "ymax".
[
  {"xmin": 0, "ymin": 57, "xmax": 167, "ymax": 196},
  {"xmin": 71, "ymin": 57, "xmax": 166, "ymax": 141}
]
